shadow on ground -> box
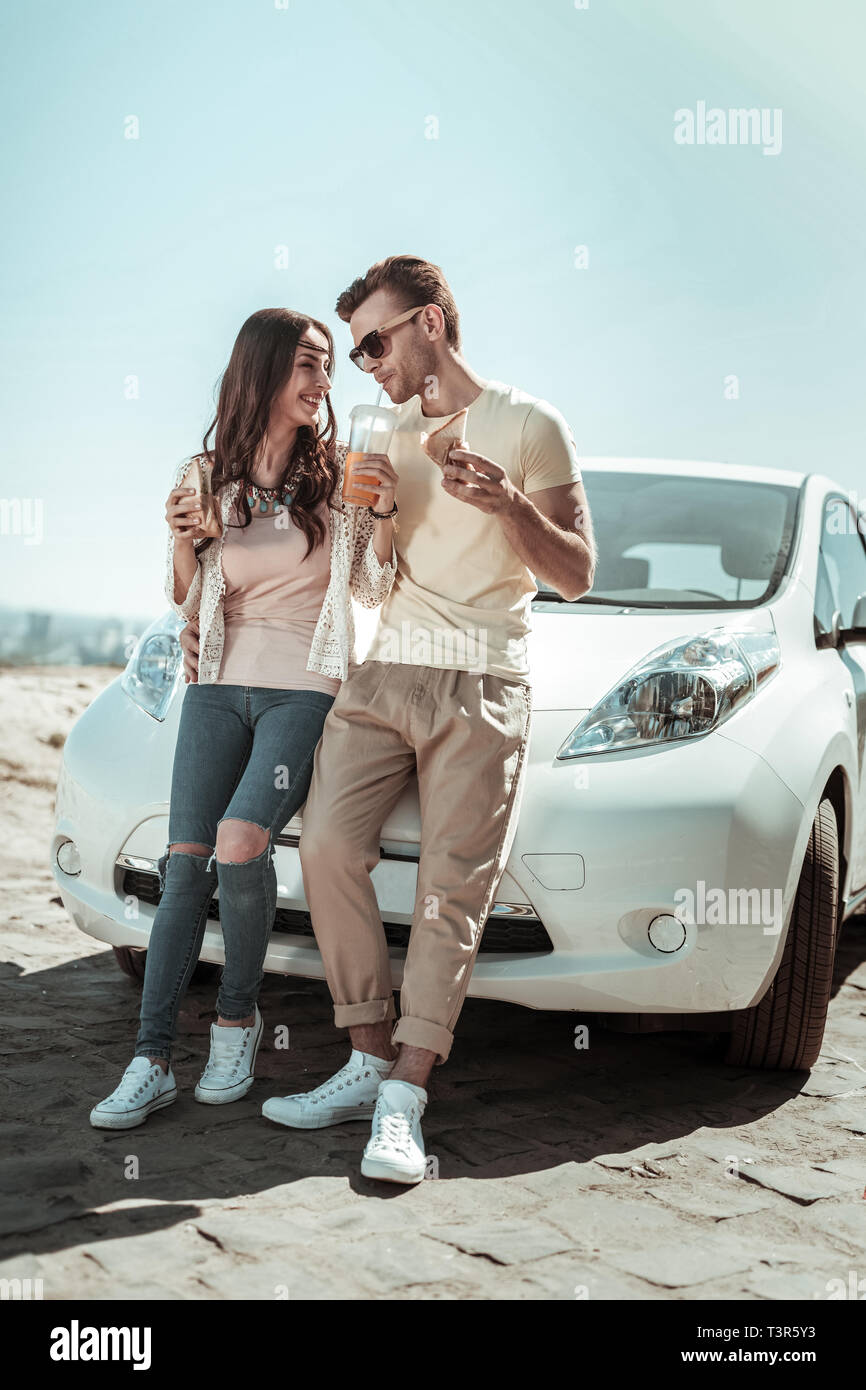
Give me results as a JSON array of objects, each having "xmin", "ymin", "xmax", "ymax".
[{"xmin": 1, "ymin": 913, "xmax": 863, "ymax": 1260}]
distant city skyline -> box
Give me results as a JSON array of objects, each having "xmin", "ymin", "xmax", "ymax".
[
  {"xmin": 0, "ymin": 605, "xmax": 151, "ymax": 667},
  {"xmin": 1, "ymin": 0, "xmax": 864, "ymax": 617}
]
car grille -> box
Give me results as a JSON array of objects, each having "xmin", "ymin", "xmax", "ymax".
[{"xmin": 120, "ymin": 869, "xmax": 553, "ymax": 956}]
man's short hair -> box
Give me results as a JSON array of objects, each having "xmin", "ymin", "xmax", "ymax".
[{"xmin": 335, "ymin": 254, "xmax": 461, "ymax": 349}]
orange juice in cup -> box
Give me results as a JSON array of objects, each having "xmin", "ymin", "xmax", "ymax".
[{"xmin": 343, "ymin": 404, "xmax": 395, "ymax": 506}]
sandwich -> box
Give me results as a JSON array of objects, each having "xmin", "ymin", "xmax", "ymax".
[
  {"xmin": 185, "ymin": 456, "xmax": 223, "ymax": 539},
  {"xmin": 420, "ymin": 407, "xmax": 469, "ymax": 468}
]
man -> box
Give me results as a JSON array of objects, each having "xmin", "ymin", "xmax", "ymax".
[{"xmin": 183, "ymin": 255, "xmax": 596, "ymax": 1183}]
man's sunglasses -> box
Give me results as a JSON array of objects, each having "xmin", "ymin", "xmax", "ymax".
[{"xmin": 348, "ymin": 305, "xmax": 427, "ymax": 369}]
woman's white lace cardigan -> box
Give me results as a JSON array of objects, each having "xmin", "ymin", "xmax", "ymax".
[{"xmin": 164, "ymin": 442, "xmax": 396, "ymax": 683}]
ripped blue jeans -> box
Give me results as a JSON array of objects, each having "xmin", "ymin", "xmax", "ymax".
[{"xmin": 134, "ymin": 682, "xmax": 335, "ymax": 1062}]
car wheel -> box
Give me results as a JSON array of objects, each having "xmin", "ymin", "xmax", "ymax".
[
  {"xmin": 112, "ymin": 946, "xmax": 221, "ymax": 985},
  {"xmin": 112, "ymin": 945, "xmax": 148, "ymax": 981},
  {"xmin": 725, "ymin": 797, "xmax": 840, "ymax": 1071}
]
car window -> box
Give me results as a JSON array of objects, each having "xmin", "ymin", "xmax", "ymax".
[
  {"xmin": 566, "ymin": 472, "xmax": 799, "ymax": 609},
  {"xmin": 818, "ymin": 495, "xmax": 866, "ymax": 628},
  {"xmin": 623, "ymin": 542, "xmax": 745, "ymax": 600}
]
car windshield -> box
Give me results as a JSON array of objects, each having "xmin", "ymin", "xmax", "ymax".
[{"xmin": 535, "ymin": 471, "xmax": 801, "ymax": 609}]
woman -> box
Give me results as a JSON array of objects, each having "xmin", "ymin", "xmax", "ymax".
[{"xmin": 90, "ymin": 308, "xmax": 398, "ymax": 1129}]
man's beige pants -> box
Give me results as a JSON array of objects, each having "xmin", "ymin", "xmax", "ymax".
[{"xmin": 298, "ymin": 660, "xmax": 532, "ymax": 1063}]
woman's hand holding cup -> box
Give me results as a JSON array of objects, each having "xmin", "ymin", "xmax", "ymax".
[{"xmin": 354, "ymin": 453, "xmax": 398, "ymax": 514}]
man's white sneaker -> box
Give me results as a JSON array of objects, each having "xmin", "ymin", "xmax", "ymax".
[
  {"xmin": 90, "ymin": 1056, "xmax": 177, "ymax": 1130},
  {"xmin": 194, "ymin": 1005, "xmax": 263, "ymax": 1104},
  {"xmin": 261, "ymin": 1050, "xmax": 394, "ymax": 1129},
  {"xmin": 360, "ymin": 1078, "xmax": 427, "ymax": 1185}
]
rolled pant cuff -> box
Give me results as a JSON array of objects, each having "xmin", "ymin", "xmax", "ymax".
[
  {"xmin": 392, "ymin": 1016, "xmax": 453, "ymax": 1063},
  {"xmin": 333, "ymin": 996, "xmax": 397, "ymax": 1028},
  {"xmin": 134, "ymin": 1045, "xmax": 171, "ymax": 1062}
]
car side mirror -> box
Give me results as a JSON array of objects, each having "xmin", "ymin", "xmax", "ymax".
[
  {"xmin": 816, "ymin": 608, "xmax": 842, "ymax": 649},
  {"xmin": 839, "ymin": 592, "xmax": 866, "ymax": 644}
]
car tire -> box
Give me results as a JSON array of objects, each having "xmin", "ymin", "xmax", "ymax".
[
  {"xmin": 725, "ymin": 797, "xmax": 840, "ymax": 1071},
  {"xmin": 112, "ymin": 946, "xmax": 221, "ymax": 986},
  {"xmin": 112, "ymin": 945, "xmax": 148, "ymax": 981}
]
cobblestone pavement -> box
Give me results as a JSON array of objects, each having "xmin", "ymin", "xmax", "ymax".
[
  {"xmin": 2, "ymin": 908, "xmax": 864, "ymax": 1301},
  {"xmin": 1, "ymin": 670, "xmax": 864, "ymax": 1300}
]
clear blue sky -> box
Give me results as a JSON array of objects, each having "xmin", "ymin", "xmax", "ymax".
[{"xmin": 1, "ymin": 0, "xmax": 864, "ymax": 616}]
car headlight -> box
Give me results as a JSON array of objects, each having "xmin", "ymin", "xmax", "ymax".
[
  {"xmin": 120, "ymin": 611, "xmax": 184, "ymax": 721},
  {"xmin": 556, "ymin": 621, "xmax": 780, "ymax": 759}
]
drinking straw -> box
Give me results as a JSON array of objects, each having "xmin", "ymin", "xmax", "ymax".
[{"xmin": 361, "ymin": 384, "xmax": 386, "ymax": 462}]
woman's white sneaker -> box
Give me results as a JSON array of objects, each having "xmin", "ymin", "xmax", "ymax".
[
  {"xmin": 90, "ymin": 1057, "xmax": 177, "ymax": 1130},
  {"xmin": 360, "ymin": 1079, "xmax": 427, "ymax": 1185},
  {"xmin": 262, "ymin": 1050, "xmax": 394, "ymax": 1129},
  {"xmin": 195, "ymin": 1005, "xmax": 263, "ymax": 1104}
]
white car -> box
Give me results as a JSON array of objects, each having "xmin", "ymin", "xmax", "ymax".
[{"xmin": 52, "ymin": 459, "xmax": 866, "ymax": 1070}]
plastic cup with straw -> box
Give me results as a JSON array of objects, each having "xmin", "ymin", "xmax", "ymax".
[{"xmin": 343, "ymin": 384, "xmax": 395, "ymax": 506}]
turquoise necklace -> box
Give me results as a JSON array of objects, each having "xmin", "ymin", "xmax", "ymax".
[{"xmin": 246, "ymin": 465, "xmax": 297, "ymax": 515}]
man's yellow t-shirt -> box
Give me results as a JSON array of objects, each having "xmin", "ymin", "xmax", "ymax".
[{"xmin": 365, "ymin": 379, "xmax": 582, "ymax": 684}]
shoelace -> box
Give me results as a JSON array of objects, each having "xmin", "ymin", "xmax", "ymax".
[
  {"xmin": 202, "ymin": 1026, "xmax": 253, "ymax": 1080},
  {"xmin": 110, "ymin": 1065, "xmax": 162, "ymax": 1102},
  {"xmin": 300, "ymin": 1063, "xmax": 374, "ymax": 1105},
  {"xmin": 369, "ymin": 1109, "xmax": 416, "ymax": 1157}
]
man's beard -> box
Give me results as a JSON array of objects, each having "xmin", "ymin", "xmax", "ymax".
[{"xmin": 387, "ymin": 344, "xmax": 438, "ymax": 405}]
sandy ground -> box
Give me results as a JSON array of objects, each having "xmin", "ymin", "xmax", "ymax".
[{"xmin": 1, "ymin": 665, "xmax": 865, "ymax": 1302}]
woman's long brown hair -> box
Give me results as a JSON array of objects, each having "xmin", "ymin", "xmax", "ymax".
[{"xmin": 195, "ymin": 308, "xmax": 340, "ymax": 560}]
